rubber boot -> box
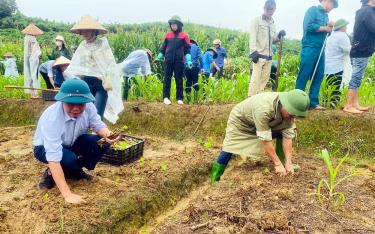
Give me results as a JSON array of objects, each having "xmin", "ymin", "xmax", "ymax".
[
  {"xmin": 211, "ymin": 162, "xmax": 226, "ymax": 183},
  {"xmin": 275, "ymin": 138, "xmax": 285, "ymax": 165}
]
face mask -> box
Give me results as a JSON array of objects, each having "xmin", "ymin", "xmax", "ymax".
[{"xmin": 55, "ymin": 41, "xmax": 63, "ymax": 47}]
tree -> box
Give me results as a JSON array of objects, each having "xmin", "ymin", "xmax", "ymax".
[{"xmin": 0, "ymin": 0, "xmax": 18, "ymax": 19}]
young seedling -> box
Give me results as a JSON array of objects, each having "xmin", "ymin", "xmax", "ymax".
[
  {"xmin": 313, "ymin": 149, "xmax": 360, "ymax": 209},
  {"xmin": 160, "ymin": 162, "xmax": 168, "ymax": 172},
  {"xmin": 59, "ymin": 207, "xmax": 64, "ymax": 232},
  {"xmin": 139, "ymin": 157, "xmax": 145, "ymax": 168}
]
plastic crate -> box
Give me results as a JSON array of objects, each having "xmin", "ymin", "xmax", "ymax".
[
  {"xmin": 42, "ymin": 90, "xmax": 57, "ymax": 101},
  {"xmin": 100, "ymin": 134, "xmax": 144, "ymax": 166}
]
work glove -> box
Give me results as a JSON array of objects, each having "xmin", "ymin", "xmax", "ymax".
[
  {"xmin": 250, "ymin": 51, "xmax": 260, "ymax": 64},
  {"xmin": 157, "ymin": 52, "xmax": 164, "ymax": 61},
  {"xmin": 278, "ymin": 30, "xmax": 286, "ymax": 39},
  {"xmin": 185, "ymin": 54, "xmax": 193, "ymax": 69}
]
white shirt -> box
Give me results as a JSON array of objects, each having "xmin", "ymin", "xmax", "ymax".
[
  {"xmin": 33, "ymin": 102, "xmax": 106, "ymax": 162},
  {"xmin": 325, "ymin": 31, "xmax": 351, "ymax": 75}
]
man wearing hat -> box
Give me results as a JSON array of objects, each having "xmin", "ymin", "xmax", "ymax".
[
  {"xmin": 344, "ymin": 0, "xmax": 375, "ymax": 114},
  {"xmin": 157, "ymin": 16, "xmax": 192, "ymax": 105},
  {"xmin": 118, "ymin": 49, "xmax": 152, "ymax": 101},
  {"xmin": 249, "ymin": 0, "xmax": 286, "ymax": 97},
  {"xmin": 212, "ymin": 39, "xmax": 228, "ymax": 78},
  {"xmin": 33, "ymin": 78, "xmax": 113, "ymax": 204},
  {"xmin": 295, "ymin": 0, "xmax": 338, "ymax": 110},
  {"xmin": 324, "ymin": 19, "xmax": 351, "ymax": 107},
  {"xmin": 0, "ymin": 52, "xmax": 19, "ymax": 77},
  {"xmin": 211, "ymin": 89, "xmax": 310, "ymax": 182},
  {"xmin": 184, "ymin": 39, "xmax": 203, "ymax": 103}
]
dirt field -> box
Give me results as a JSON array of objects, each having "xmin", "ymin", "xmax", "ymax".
[
  {"xmin": 0, "ymin": 101, "xmax": 374, "ymax": 233},
  {"xmin": 0, "ymin": 126, "xmax": 216, "ymax": 233},
  {"xmin": 150, "ymin": 155, "xmax": 375, "ymax": 234}
]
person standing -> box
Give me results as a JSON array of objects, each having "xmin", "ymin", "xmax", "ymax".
[
  {"xmin": 324, "ymin": 19, "xmax": 351, "ymax": 107},
  {"xmin": 295, "ymin": 0, "xmax": 338, "ymax": 110},
  {"xmin": 157, "ymin": 16, "xmax": 192, "ymax": 105},
  {"xmin": 22, "ymin": 23, "xmax": 43, "ymax": 99},
  {"xmin": 211, "ymin": 39, "xmax": 227, "ymax": 78},
  {"xmin": 248, "ymin": 0, "xmax": 286, "ymax": 96},
  {"xmin": 184, "ymin": 39, "xmax": 202, "ymax": 103},
  {"xmin": 119, "ymin": 49, "xmax": 152, "ymax": 101},
  {"xmin": 211, "ymin": 90, "xmax": 310, "ymax": 182},
  {"xmin": 0, "ymin": 52, "xmax": 19, "ymax": 78},
  {"xmin": 65, "ymin": 15, "xmax": 124, "ymax": 123},
  {"xmin": 48, "ymin": 35, "xmax": 72, "ymax": 60},
  {"xmin": 343, "ymin": 0, "xmax": 375, "ymax": 114}
]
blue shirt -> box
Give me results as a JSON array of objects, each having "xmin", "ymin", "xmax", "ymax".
[
  {"xmin": 202, "ymin": 51, "xmax": 214, "ymax": 73},
  {"xmin": 302, "ymin": 6, "xmax": 329, "ymax": 48},
  {"xmin": 325, "ymin": 31, "xmax": 351, "ymax": 75},
  {"xmin": 38, "ymin": 60, "xmax": 55, "ymax": 77},
  {"xmin": 186, "ymin": 44, "xmax": 202, "ymax": 68},
  {"xmin": 33, "ymin": 102, "xmax": 107, "ymax": 162},
  {"xmin": 214, "ymin": 47, "xmax": 227, "ymax": 67}
]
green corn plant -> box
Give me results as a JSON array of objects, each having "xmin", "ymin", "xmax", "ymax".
[{"xmin": 314, "ymin": 149, "xmax": 360, "ymax": 209}]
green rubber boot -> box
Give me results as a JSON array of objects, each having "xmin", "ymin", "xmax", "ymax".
[
  {"xmin": 275, "ymin": 138, "xmax": 285, "ymax": 165},
  {"xmin": 211, "ymin": 162, "xmax": 226, "ymax": 183}
]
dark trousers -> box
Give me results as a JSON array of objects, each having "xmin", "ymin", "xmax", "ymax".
[
  {"xmin": 34, "ymin": 134, "xmax": 103, "ymax": 177},
  {"xmin": 40, "ymin": 72, "xmax": 54, "ymax": 89},
  {"xmin": 123, "ymin": 76, "xmax": 141, "ymax": 101},
  {"xmin": 326, "ymin": 71, "xmax": 343, "ymax": 107},
  {"xmin": 163, "ymin": 62, "xmax": 184, "ymax": 100},
  {"xmin": 185, "ymin": 67, "xmax": 200, "ymax": 94},
  {"xmin": 211, "ymin": 66, "xmax": 224, "ymax": 78},
  {"xmin": 83, "ymin": 76, "xmax": 108, "ymax": 119}
]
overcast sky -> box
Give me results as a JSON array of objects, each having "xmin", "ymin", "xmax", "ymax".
[{"xmin": 16, "ymin": 0, "xmax": 362, "ymax": 39}]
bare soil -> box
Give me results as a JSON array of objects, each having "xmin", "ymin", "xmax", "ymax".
[
  {"xmin": 151, "ymin": 155, "xmax": 375, "ymax": 234},
  {"xmin": 0, "ymin": 126, "xmax": 216, "ymax": 233}
]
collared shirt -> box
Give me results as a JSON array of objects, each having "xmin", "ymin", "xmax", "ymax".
[
  {"xmin": 214, "ymin": 47, "xmax": 227, "ymax": 67},
  {"xmin": 38, "ymin": 60, "xmax": 55, "ymax": 77},
  {"xmin": 325, "ymin": 31, "xmax": 351, "ymax": 75},
  {"xmin": 249, "ymin": 15, "xmax": 277, "ymax": 57},
  {"xmin": 33, "ymin": 102, "xmax": 107, "ymax": 162},
  {"xmin": 302, "ymin": 5, "xmax": 329, "ymax": 48}
]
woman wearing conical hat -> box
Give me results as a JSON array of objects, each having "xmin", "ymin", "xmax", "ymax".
[
  {"xmin": 0, "ymin": 52, "xmax": 19, "ymax": 78},
  {"xmin": 53, "ymin": 56, "xmax": 71, "ymax": 88},
  {"xmin": 22, "ymin": 23, "xmax": 43, "ymax": 98},
  {"xmin": 65, "ymin": 15, "xmax": 123, "ymax": 123}
]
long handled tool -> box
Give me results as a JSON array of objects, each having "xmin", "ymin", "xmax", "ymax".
[
  {"xmin": 273, "ymin": 36, "xmax": 284, "ymax": 91},
  {"xmin": 4, "ymin": 85, "xmax": 59, "ymax": 92},
  {"xmin": 309, "ymin": 33, "xmax": 329, "ymax": 88}
]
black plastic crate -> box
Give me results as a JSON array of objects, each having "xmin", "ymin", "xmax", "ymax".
[
  {"xmin": 100, "ymin": 134, "xmax": 144, "ymax": 166},
  {"xmin": 42, "ymin": 90, "xmax": 57, "ymax": 101}
]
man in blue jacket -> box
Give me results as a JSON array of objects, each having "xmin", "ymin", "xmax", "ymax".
[
  {"xmin": 344, "ymin": 0, "xmax": 375, "ymax": 114},
  {"xmin": 212, "ymin": 39, "xmax": 228, "ymax": 78},
  {"xmin": 185, "ymin": 39, "xmax": 202, "ymax": 103},
  {"xmin": 295, "ymin": 0, "xmax": 337, "ymax": 110}
]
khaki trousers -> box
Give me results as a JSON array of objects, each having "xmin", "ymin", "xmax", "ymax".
[{"xmin": 248, "ymin": 59, "xmax": 272, "ymax": 97}]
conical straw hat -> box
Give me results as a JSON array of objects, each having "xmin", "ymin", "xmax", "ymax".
[
  {"xmin": 4, "ymin": 52, "xmax": 14, "ymax": 57},
  {"xmin": 70, "ymin": 15, "xmax": 108, "ymax": 34},
  {"xmin": 53, "ymin": 56, "xmax": 71, "ymax": 68},
  {"xmin": 55, "ymin": 35, "xmax": 65, "ymax": 43},
  {"xmin": 22, "ymin": 23, "xmax": 44, "ymax": 36}
]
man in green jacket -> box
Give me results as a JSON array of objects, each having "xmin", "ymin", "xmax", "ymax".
[{"xmin": 211, "ymin": 89, "xmax": 310, "ymax": 183}]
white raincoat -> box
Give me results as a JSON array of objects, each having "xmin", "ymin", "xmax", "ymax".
[
  {"xmin": 1, "ymin": 57, "xmax": 19, "ymax": 77},
  {"xmin": 23, "ymin": 35, "xmax": 41, "ymax": 94},
  {"xmin": 118, "ymin": 50, "xmax": 152, "ymax": 77},
  {"xmin": 65, "ymin": 37, "xmax": 124, "ymax": 124}
]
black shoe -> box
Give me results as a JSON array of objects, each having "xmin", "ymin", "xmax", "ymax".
[
  {"xmin": 73, "ymin": 169, "xmax": 93, "ymax": 181},
  {"xmin": 38, "ymin": 168, "xmax": 55, "ymax": 189}
]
